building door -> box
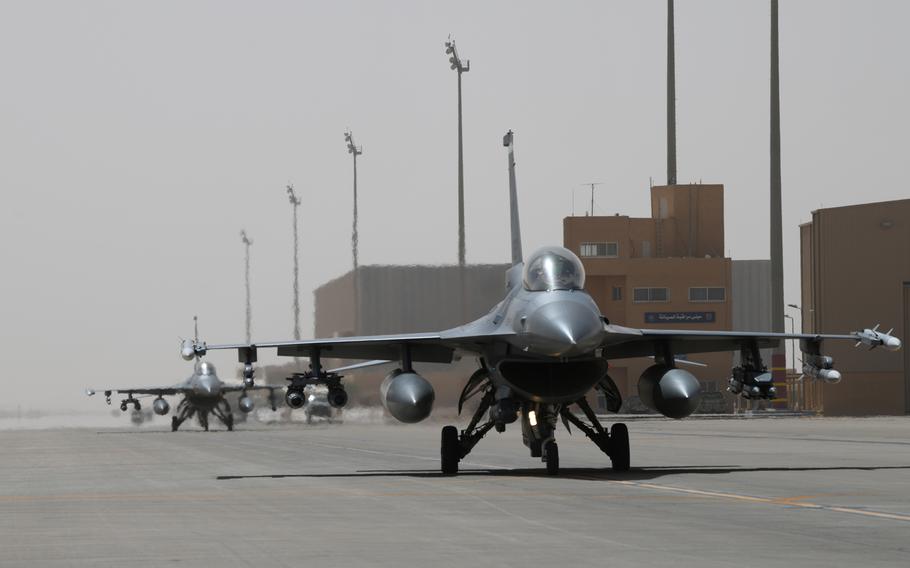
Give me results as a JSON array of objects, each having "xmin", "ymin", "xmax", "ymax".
[{"xmin": 904, "ymin": 283, "xmax": 910, "ymax": 414}]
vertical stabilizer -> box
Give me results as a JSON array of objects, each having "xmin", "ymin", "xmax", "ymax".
[{"xmin": 503, "ymin": 130, "xmax": 523, "ymax": 266}]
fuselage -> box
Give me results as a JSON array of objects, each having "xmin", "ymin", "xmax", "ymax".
[
  {"xmin": 181, "ymin": 361, "xmax": 225, "ymax": 408},
  {"xmin": 451, "ymin": 246, "xmax": 610, "ymax": 403}
]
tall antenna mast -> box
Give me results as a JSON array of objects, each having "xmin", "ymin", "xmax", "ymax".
[
  {"xmin": 239, "ymin": 230, "xmax": 253, "ymax": 344},
  {"xmin": 667, "ymin": 0, "xmax": 677, "ymax": 185},
  {"xmin": 581, "ymin": 182, "xmax": 605, "ymax": 216},
  {"xmin": 770, "ymin": 0, "xmax": 785, "ymax": 340},
  {"xmin": 344, "ymin": 130, "xmax": 363, "ymax": 333},
  {"xmin": 286, "ymin": 184, "xmax": 302, "ymax": 340}
]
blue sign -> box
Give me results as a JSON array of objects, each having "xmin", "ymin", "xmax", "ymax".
[{"xmin": 644, "ymin": 311, "xmax": 716, "ymax": 324}]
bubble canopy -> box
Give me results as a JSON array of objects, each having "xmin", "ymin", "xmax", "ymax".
[{"xmin": 522, "ymin": 246, "xmax": 586, "ymax": 291}]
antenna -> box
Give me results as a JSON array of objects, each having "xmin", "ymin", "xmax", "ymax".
[
  {"xmin": 580, "ymin": 182, "xmax": 605, "ymax": 216},
  {"xmin": 193, "ymin": 315, "xmax": 198, "ymax": 344},
  {"xmin": 286, "ymin": 184, "xmax": 302, "ymax": 340}
]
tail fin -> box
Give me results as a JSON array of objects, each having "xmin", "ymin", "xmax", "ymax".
[{"xmin": 503, "ymin": 130, "xmax": 523, "ymax": 266}]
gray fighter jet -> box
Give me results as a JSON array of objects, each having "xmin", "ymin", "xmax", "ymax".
[
  {"xmin": 88, "ymin": 320, "xmax": 282, "ymax": 431},
  {"xmin": 184, "ymin": 131, "xmax": 901, "ymax": 473}
]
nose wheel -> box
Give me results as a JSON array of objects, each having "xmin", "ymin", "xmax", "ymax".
[{"xmin": 544, "ymin": 442, "xmax": 559, "ymax": 475}]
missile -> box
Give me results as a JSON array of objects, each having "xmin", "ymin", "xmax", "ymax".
[
  {"xmin": 802, "ymin": 364, "xmax": 842, "ymax": 384},
  {"xmin": 855, "ymin": 325, "xmax": 902, "ymax": 351}
]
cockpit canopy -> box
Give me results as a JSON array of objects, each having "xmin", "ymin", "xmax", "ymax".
[
  {"xmin": 198, "ymin": 361, "xmax": 216, "ymax": 376},
  {"xmin": 522, "ymin": 246, "xmax": 586, "ymax": 291}
]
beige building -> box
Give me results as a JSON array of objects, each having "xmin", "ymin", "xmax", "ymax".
[
  {"xmin": 312, "ymin": 264, "xmax": 509, "ymax": 407},
  {"xmin": 800, "ymin": 199, "xmax": 910, "ymax": 415},
  {"xmin": 564, "ymin": 184, "xmax": 741, "ymax": 410}
]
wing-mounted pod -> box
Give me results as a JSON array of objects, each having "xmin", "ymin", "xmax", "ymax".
[
  {"xmin": 800, "ymin": 339, "xmax": 841, "ymax": 384},
  {"xmin": 728, "ymin": 340, "xmax": 776, "ymax": 400},
  {"xmin": 284, "ymin": 350, "xmax": 348, "ymax": 410}
]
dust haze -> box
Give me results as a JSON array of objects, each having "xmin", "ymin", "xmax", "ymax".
[{"xmin": 1, "ymin": 0, "xmax": 907, "ymax": 411}]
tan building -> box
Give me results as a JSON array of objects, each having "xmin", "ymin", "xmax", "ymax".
[
  {"xmin": 312, "ymin": 264, "xmax": 510, "ymax": 407},
  {"xmin": 564, "ymin": 184, "xmax": 738, "ymax": 409},
  {"xmin": 800, "ymin": 199, "xmax": 910, "ymax": 415}
]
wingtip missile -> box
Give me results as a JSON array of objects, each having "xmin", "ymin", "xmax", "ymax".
[
  {"xmin": 855, "ymin": 326, "xmax": 902, "ymax": 352},
  {"xmin": 180, "ymin": 339, "xmax": 206, "ymax": 360}
]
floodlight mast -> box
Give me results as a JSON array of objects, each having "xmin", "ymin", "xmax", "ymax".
[
  {"xmin": 240, "ymin": 230, "xmax": 253, "ymax": 344},
  {"xmin": 286, "ymin": 184, "xmax": 302, "ymax": 341},
  {"xmin": 445, "ymin": 36, "xmax": 469, "ymax": 267},
  {"xmin": 345, "ymin": 130, "xmax": 363, "ymax": 333}
]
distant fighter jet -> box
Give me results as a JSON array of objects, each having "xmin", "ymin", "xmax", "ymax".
[
  {"xmin": 184, "ymin": 131, "xmax": 901, "ymax": 473},
  {"xmin": 88, "ymin": 320, "xmax": 282, "ymax": 431}
]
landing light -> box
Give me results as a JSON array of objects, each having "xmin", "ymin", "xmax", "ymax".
[
  {"xmin": 308, "ymin": 394, "xmax": 316, "ymax": 402},
  {"xmin": 528, "ymin": 410, "xmax": 537, "ymax": 427}
]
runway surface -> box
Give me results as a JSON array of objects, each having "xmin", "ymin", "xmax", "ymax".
[{"xmin": 1, "ymin": 415, "xmax": 909, "ymax": 567}]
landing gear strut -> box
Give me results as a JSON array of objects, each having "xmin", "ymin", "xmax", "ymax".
[
  {"xmin": 559, "ymin": 397, "xmax": 630, "ymax": 471},
  {"xmin": 440, "ymin": 388, "xmax": 497, "ymax": 475},
  {"xmin": 171, "ymin": 399, "xmax": 194, "ymax": 432},
  {"xmin": 211, "ymin": 399, "xmax": 234, "ymax": 431}
]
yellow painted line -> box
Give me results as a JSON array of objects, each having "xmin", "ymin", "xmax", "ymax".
[{"xmin": 603, "ymin": 480, "xmax": 910, "ymax": 522}]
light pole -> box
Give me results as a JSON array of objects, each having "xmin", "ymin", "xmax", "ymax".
[
  {"xmin": 445, "ymin": 36, "xmax": 469, "ymax": 267},
  {"xmin": 240, "ymin": 230, "xmax": 253, "ymax": 344},
  {"xmin": 784, "ymin": 313, "xmax": 795, "ymax": 371},
  {"xmin": 345, "ymin": 130, "xmax": 363, "ymax": 333},
  {"xmin": 787, "ymin": 303, "xmax": 804, "ymax": 370},
  {"xmin": 286, "ymin": 184, "xmax": 301, "ymax": 340}
]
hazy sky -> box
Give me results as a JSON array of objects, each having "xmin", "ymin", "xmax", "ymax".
[{"xmin": 1, "ymin": 1, "xmax": 908, "ymax": 410}]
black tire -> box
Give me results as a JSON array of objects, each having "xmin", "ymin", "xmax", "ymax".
[
  {"xmin": 610, "ymin": 423, "xmax": 630, "ymax": 472},
  {"xmin": 545, "ymin": 442, "xmax": 560, "ymax": 476},
  {"xmin": 441, "ymin": 425, "xmax": 460, "ymax": 475},
  {"xmin": 171, "ymin": 416, "xmax": 179, "ymax": 432},
  {"xmin": 226, "ymin": 417, "xmax": 234, "ymax": 432}
]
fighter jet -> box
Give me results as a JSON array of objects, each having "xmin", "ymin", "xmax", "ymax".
[
  {"xmin": 184, "ymin": 131, "xmax": 901, "ymax": 473},
  {"xmin": 88, "ymin": 319, "xmax": 282, "ymax": 431}
]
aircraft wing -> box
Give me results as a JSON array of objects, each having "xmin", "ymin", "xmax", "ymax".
[
  {"xmin": 86, "ymin": 387, "xmax": 183, "ymax": 398},
  {"xmin": 599, "ymin": 324, "xmax": 898, "ymax": 359},
  {"xmin": 199, "ymin": 329, "xmax": 513, "ymax": 364},
  {"xmin": 220, "ymin": 384, "xmax": 283, "ymax": 394}
]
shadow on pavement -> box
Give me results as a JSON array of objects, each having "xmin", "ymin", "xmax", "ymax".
[{"xmin": 216, "ymin": 464, "xmax": 910, "ymax": 481}]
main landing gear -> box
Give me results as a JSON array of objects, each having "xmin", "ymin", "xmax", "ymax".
[{"xmin": 440, "ymin": 376, "xmax": 630, "ymax": 475}]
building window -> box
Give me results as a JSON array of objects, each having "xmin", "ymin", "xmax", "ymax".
[
  {"xmin": 689, "ymin": 287, "xmax": 726, "ymax": 302},
  {"xmin": 633, "ymin": 287, "xmax": 669, "ymax": 303},
  {"xmin": 580, "ymin": 242, "xmax": 618, "ymax": 258},
  {"xmin": 612, "ymin": 286, "xmax": 622, "ymax": 301}
]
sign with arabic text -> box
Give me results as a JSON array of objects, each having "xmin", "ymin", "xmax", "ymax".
[{"xmin": 644, "ymin": 311, "xmax": 716, "ymax": 324}]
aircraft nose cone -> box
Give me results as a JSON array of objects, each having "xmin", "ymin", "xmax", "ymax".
[
  {"xmin": 197, "ymin": 378, "xmax": 221, "ymax": 397},
  {"xmin": 525, "ymin": 300, "xmax": 605, "ymax": 357}
]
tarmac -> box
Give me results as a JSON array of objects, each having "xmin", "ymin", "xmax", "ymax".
[{"xmin": 1, "ymin": 414, "xmax": 909, "ymax": 567}]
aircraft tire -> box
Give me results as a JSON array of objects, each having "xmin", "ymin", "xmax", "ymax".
[
  {"xmin": 545, "ymin": 442, "xmax": 559, "ymax": 475},
  {"xmin": 441, "ymin": 425, "xmax": 460, "ymax": 475},
  {"xmin": 610, "ymin": 423, "xmax": 630, "ymax": 472},
  {"xmin": 171, "ymin": 416, "xmax": 179, "ymax": 432}
]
